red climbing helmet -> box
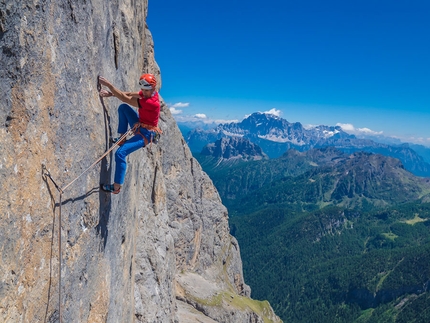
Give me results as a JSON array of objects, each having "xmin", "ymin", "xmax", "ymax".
[{"xmin": 139, "ymin": 73, "xmax": 157, "ymax": 90}]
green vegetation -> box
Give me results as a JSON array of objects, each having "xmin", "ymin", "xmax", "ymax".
[
  {"xmin": 402, "ymin": 214, "xmax": 428, "ymax": 225},
  {"xmin": 381, "ymin": 232, "xmax": 398, "ymax": 241},
  {"xmin": 229, "ymin": 204, "xmax": 430, "ymax": 322},
  {"xmin": 197, "ymin": 148, "xmax": 430, "ymax": 323},
  {"xmin": 198, "ymin": 148, "xmax": 430, "ymax": 213},
  {"xmin": 186, "ymin": 289, "xmax": 278, "ymax": 323}
]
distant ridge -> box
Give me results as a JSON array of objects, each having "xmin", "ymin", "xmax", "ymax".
[
  {"xmin": 184, "ymin": 112, "xmax": 430, "ymax": 177},
  {"xmin": 200, "ymin": 147, "xmax": 430, "ymax": 211}
]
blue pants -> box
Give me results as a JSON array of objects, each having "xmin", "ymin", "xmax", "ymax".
[{"xmin": 114, "ymin": 104, "xmax": 154, "ymax": 185}]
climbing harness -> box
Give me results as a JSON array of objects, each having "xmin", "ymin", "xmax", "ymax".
[{"xmin": 133, "ymin": 122, "xmax": 163, "ymax": 147}]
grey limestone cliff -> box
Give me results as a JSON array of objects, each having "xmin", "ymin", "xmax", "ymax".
[{"xmin": 0, "ymin": 0, "xmax": 281, "ymax": 322}]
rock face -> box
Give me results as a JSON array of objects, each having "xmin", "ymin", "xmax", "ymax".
[
  {"xmin": 201, "ymin": 137, "xmax": 268, "ymax": 161},
  {"xmin": 0, "ymin": 1, "xmax": 281, "ymax": 323}
]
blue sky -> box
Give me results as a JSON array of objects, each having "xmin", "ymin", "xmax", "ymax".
[{"xmin": 147, "ymin": 0, "xmax": 430, "ymax": 145}]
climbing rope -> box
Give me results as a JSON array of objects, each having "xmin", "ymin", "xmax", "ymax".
[
  {"xmin": 42, "ymin": 165, "xmax": 62, "ymax": 322},
  {"xmin": 42, "ymin": 125, "xmax": 136, "ymax": 322},
  {"xmin": 62, "ymin": 127, "xmax": 136, "ymax": 192}
]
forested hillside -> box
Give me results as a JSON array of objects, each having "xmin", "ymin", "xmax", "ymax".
[
  {"xmin": 197, "ymin": 148, "xmax": 430, "ymax": 211},
  {"xmin": 230, "ymin": 204, "xmax": 430, "ymax": 322},
  {"xmin": 198, "ymin": 148, "xmax": 430, "ymax": 322}
]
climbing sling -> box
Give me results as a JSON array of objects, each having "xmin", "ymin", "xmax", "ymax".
[{"xmin": 133, "ymin": 122, "xmax": 163, "ymax": 147}]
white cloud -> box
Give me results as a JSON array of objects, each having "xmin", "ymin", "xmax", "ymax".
[
  {"xmin": 171, "ymin": 102, "xmax": 190, "ymax": 108},
  {"xmin": 168, "ymin": 102, "xmax": 190, "ymax": 115},
  {"xmin": 335, "ymin": 125, "xmax": 430, "ymax": 146},
  {"xmin": 263, "ymin": 108, "xmax": 282, "ymax": 117},
  {"xmin": 173, "ymin": 114, "xmax": 238, "ymax": 125},
  {"xmin": 214, "ymin": 119, "xmax": 239, "ymax": 124},
  {"xmin": 336, "ymin": 123, "xmax": 355, "ymax": 132},
  {"xmin": 170, "ymin": 107, "xmax": 183, "ymax": 115},
  {"xmin": 398, "ymin": 136, "xmax": 430, "ymax": 146},
  {"xmin": 358, "ymin": 127, "xmax": 382, "ymax": 134},
  {"xmin": 336, "ymin": 123, "xmax": 383, "ymax": 136}
]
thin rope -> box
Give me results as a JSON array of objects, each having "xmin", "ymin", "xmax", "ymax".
[
  {"xmin": 58, "ymin": 192, "xmax": 62, "ymax": 323},
  {"xmin": 42, "ymin": 166, "xmax": 62, "ymax": 322},
  {"xmin": 61, "ymin": 126, "xmax": 135, "ymax": 192}
]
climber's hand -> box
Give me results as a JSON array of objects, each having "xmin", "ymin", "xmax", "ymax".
[
  {"xmin": 99, "ymin": 76, "xmax": 113, "ymax": 89},
  {"xmin": 99, "ymin": 89, "xmax": 113, "ymax": 97}
]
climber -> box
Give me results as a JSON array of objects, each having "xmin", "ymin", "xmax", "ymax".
[{"xmin": 98, "ymin": 74, "xmax": 161, "ymax": 194}]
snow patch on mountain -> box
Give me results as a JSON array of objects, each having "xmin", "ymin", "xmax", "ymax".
[
  {"xmin": 222, "ymin": 130, "xmax": 244, "ymax": 137},
  {"xmin": 323, "ymin": 129, "xmax": 340, "ymax": 138},
  {"xmin": 258, "ymin": 134, "xmax": 307, "ymax": 144}
]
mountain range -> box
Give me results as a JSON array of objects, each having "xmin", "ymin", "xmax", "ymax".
[
  {"xmin": 200, "ymin": 136, "xmax": 268, "ymax": 164},
  {"xmin": 196, "ymin": 146, "xmax": 430, "ymax": 212},
  {"xmin": 183, "ymin": 112, "xmax": 430, "ymax": 177}
]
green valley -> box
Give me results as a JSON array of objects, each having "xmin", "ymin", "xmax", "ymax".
[{"xmin": 197, "ymin": 148, "xmax": 430, "ymax": 322}]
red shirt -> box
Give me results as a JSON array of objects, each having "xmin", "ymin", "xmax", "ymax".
[{"xmin": 137, "ymin": 91, "xmax": 160, "ymax": 127}]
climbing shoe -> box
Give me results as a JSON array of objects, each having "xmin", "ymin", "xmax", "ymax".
[
  {"xmin": 100, "ymin": 183, "xmax": 121, "ymax": 194},
  {"xmin": 111, "ymin": 136, "xmax": 126, "ymax": 146}
]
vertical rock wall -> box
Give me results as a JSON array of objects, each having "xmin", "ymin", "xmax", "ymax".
[
  {"xmin": 0, "ymin": 0, "xmax": 152, "ymax": 321},
  {"xmin": 0, "ymin": 1, "xmax": 281, "ymax": 322}
]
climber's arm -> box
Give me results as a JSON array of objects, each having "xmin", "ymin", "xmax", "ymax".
[
  {"xmin": 98, "ymin": 76, "xmax": 138, "ymax": 108},
  {"xmin": 124, "ymin": 91, "xmax": 141, "ymax": 98}
]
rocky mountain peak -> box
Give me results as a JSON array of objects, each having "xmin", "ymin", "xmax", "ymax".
[
  {"xmin": 217, "ymin": 112, "xmax": 307, "ymax": 143},
  {"xmin": 201, "ymin": 136, "xmax": 268, "ymax": 161}
]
